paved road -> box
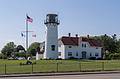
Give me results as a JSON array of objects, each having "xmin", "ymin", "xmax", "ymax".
[{"xmin": 1, "ymin": 73, "xmax": 120, "ymax": 79}]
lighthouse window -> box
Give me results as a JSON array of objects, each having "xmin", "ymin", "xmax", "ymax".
[
  {"xmin": 51, "ymin": 45, "xmax": 55, "ymax": 51},
  {"xmin": 55, "ymin": 16, "xmax": 58, "ymax": 22}
]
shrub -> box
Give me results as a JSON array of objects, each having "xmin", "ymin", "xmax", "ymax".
[
  {"xmin": 69, "ymin": 57, "xmax": 78, "ymax": 59},
  {"xmin": 96, "ymin": 58, "xmax": 103, "ymax": 60},
  {"xmin": 33, "ymin": 61, "xmax": 36, "ymax": 64},
  {"xmin": 20, "ymin": 62, "xmax": 24, "ymax": 65},
  {"xmin": 26, "ymin": 60, "xmax": 32, "ymax": 65},
  {"xmin": 89, "ymin": 57, "xmax": 96, "ymax": 60},
  {"xmin": 105, "ymin": 53, "xmax": 120, "ymax": 60},
  {"xmin": 56, "ymin": 58, "xmax": 62, "ymax": 60}
]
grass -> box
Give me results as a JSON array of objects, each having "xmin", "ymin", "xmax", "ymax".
[{"xmin": 0, "ymin": 59, "xmax": 120, "ymax": 74}]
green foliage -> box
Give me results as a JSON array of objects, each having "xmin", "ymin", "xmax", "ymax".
[
  {"xmin": 15, "ymin": 52, "xmax": 32, "ymax": 59},
  {"xmin": 1, "ymin": 42, "xmax": 16, "ymax": 57},
  {"xmin": 27, "ymin": 42, "xmax": 40, "ymax": 56},
  {"xmin": 93, "ymin": 34, "xmax": 120, "ymax": 59},
  {"xmin": 106, "ymin": 53, "xmax": 120, "ymax": 60},
  {"xmin": 0, "ymin": 53, "xmax": 7, "ymax": 59},
  {"xmin": 15, "ymin": 52, "xmax": 26, "ymax": 57}
]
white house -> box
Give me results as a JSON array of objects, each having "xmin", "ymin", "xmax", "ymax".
[{"xmin": 58, "ymin": 35, "xmax": 102, "ymax": 59}]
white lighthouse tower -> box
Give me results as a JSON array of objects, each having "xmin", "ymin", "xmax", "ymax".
[{"xmin": 44, "ymin": 14, "xmax": 60, "ymax": 59}]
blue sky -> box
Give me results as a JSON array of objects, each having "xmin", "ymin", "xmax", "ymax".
[{"xmin": 0, "ymin": 0, "xmax": 120, "ymax": 50}]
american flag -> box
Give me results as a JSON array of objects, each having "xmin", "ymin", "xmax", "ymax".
[{"xmin": 26, "ymin": 15, "xmax": 33, "ymax": 23}]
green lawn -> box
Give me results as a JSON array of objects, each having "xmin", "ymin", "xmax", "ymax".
[{"xmin": 0, "ymin": 59, "xmax": 120, "ymax": 74}]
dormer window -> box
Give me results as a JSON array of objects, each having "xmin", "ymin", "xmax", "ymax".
[{"xmin": 82, "ymin": 43, "xmax": 86, "ymax": 48}]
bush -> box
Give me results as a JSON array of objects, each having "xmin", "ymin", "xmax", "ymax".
[
  {"xmin": 56, "ymin": 58, "xmax": 62, "ymax": 60},
  {"xmin": 20, "ymin": 62, "xmax": 25, "ymax": 65},
  {"xmin": 104, "ymin": 53, "xmax": 120, "ymax": 60},
  {"xmin": 89, "ymin": 57, "xmax": 96, "ymax": 60},
  {"xmin": 33, "ymin": 61, "xmax": 36, "ymax": 64},
  {"xmin": 26, "ymin": 60, "xmax": 32, "ymax": 65},
  {"xmin": 96, "ymin": 58, "xmax": 103, "ymax": 60},
  {"xmin": 15, "ymin": 53, "xmax": 26, "ymax": 57},
  {"xmin": 69, "ymin": 57, "xmax": 78, "ymax": 59}
]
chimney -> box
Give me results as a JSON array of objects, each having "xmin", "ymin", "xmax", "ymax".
[
  {"xmin": 75, "ymin": 34, "xmax": 78, "ymax": 37},
  {"xmin": 68, "ymin": 33, "xmax": 71, "ymax": 37},
  {"xmin": 87, "ymin": 35, "xmax": 89, "ymax": 38}
]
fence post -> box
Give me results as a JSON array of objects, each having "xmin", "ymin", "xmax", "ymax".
[
  {"xmin": 79, "ymin": 62, "xmax": 81, "ymax": 72},
  {"xmin": 5, "ymin": 64, "xmax": 6, "ymax": 74},
  {"xmin": 31, "ymin": 64, "xmax": 33, "ymax": 73},
  {"xmin": 102, "ymin": 62, "xmax": 104, "ymax": 71},
  {"xmin": 56, "ymin": 63, "xmax": 59, "ymax": 72}
]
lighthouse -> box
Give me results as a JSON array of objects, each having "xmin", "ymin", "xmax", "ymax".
[{"xmin": 44, "ymin": 14, "xmax": 60, "ymax": 59}]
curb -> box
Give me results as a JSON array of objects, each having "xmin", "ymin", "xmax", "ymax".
[{"xmin": 0, "ymin": 71, "xmax": 120, "ymax": 78}]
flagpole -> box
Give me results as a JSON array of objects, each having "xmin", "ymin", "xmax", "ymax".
[{"xmin": 26, "ymin": 15, "xmax": 28, "ymax": 52}]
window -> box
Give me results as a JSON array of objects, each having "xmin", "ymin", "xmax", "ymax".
[
  {"xmin": 82, "ymin": 44, "xmax": 84, "ymax": 47},
  {"xmin": 76, "ymin": 52, "xmax": 78, "ymax": 56},
  {"xmin": 90, "ymin": 53, "xmax": 92, "ymax": 56},
  {"xmin": 95, "ymin": 53, "xmax": 99, "ymax": 57},
  {"xmin": 59, "ymin": 52, "xmax": 61, "ymax": 56},
  {"xmin": 69, "ymin": 46, "xmax": 72, "ymax": 48},
  {"xmin": 55, "ymin": 16, "xmax": 58, "ymax": 22},
  {"xmin": 51, "ymin": 45, "xmax": 55, "ymax": 51},
  {"xmin": 68, "ymin": 52, "xmax": 72, "ymax": 56},
  {"xmin": 46, "ymin": 16, "xmax": 49, "ymax": 22},
  {"xmin": 43, "ymin": 46, "xmax": 45, "ymax": 50},
  {"xmin": 82, "ymin": 43, "xmax": 86, "ymax": 48},
  {"xmin": 58, "ymin": 44, "xmax": 61, "ymax": 47}
]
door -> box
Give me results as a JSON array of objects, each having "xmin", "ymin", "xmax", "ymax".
[{"xmin": 82, "ymin": 51, "xmax": 87, "ymax": 59}]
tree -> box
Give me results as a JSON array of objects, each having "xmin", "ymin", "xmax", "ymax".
[
  {"xmin": 93, "ymin": 34, "xmax": 120, "ymax": 59},
  {"xmin": 1, "ymin": 42, "xmax": 16, "ymax": 57},
  {"xmin": 28, "ymin": 42, "xmax": 40, "ymax": 56},
  {"xmin": 94, "ymin": 34, "xmax": 116, "ymax": 53}
]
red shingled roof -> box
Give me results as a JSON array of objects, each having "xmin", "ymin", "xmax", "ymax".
[
  {"xmin": 60, "ymin": 36, "xmax": 79, "ymax": 46},
  {"xmin": 80, "ymin": 37, "xmax": 102, "ymax": 47},
  {"xmin": 60, "ymin": 36, "xmax": 102, "ymax": 47}
]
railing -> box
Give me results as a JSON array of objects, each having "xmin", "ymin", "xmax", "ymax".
[{"xmin": 0, "ymin": 61, "xmax": 120, "ymax": 74}]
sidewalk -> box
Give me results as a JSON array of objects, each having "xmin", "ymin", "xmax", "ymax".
[{"xmin": 1, "ymin": 71, "xmax": 120, "ymax": 78}]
